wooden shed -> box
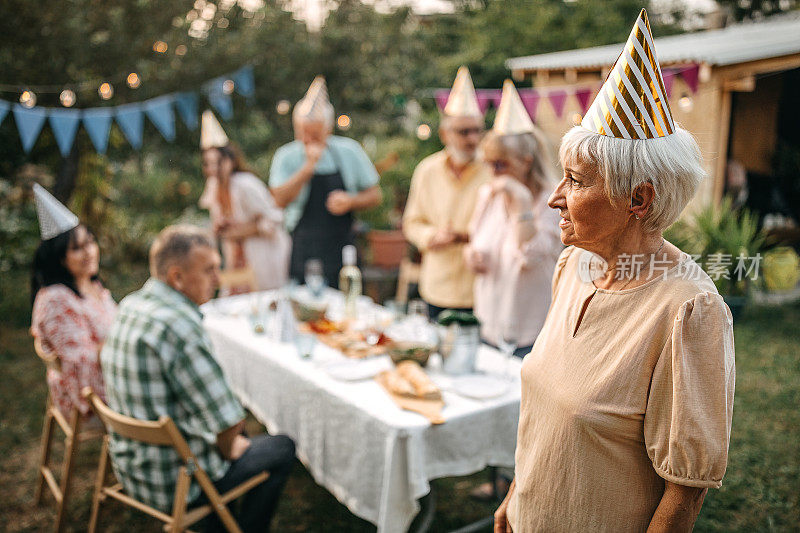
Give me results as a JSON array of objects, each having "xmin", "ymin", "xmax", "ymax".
[{"xmin": 506, "ymin": 13, "xmax": 800, "ymax": 214}]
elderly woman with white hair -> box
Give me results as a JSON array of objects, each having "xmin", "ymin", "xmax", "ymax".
[
  {"xmin": 465, "ymin": 80, "xmax": 562, "ymax": 357},
  {"xmin": 495, "ymin": 10, "xmax": 735, "ymax": 533}
]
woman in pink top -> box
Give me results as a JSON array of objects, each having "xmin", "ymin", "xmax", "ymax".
[
  {"xmin": 200, "ymin": 143, "xmax": 291, "ymax": 292},
  {"xmin": 31, "ymin": 224, "xmax": 116, "ymax": 417},
  {"xmin": 465, "ymin": 127, "xmax": 562, "ymax": 357}
]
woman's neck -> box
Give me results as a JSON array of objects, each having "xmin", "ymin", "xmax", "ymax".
[
  {"xmin": 75, "ymin": 276, "xmax": 94, "ymax": 296},
  {"xmin": 590, "ymin": 231, "xmax": 669, "ymax": 290}
]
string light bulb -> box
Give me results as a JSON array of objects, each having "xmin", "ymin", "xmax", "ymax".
[
  {"xmin": 175, "ymin": 44, "xmax": 188, "ymax": 56},
  {"xmin": 60, "ymin": 90, "xmax": 76, "ymax": 107},
  {"xmin": 276, "ymin": 100, "xmax": 291, "ymax": 115},
  {"xmin": 678, "ymin": 93, "xmax": 694, "ymax": 112},
  {"xmin": 98, "ymin": 82, "xmax": 114, "ymax": 100},
  {"xmin": 153, "ymin": 41, "xmax": 168, "ymax": 53},
  {"xmin": 126, "ymin": 72, "xmax": 141, "ymax": 89},
  {"xmin": 19, "ymin": 90, "xmax": 36, "ymax": 108},
  {"xmin": 571, "ymin": 113, "xmax": 583, "ymax": 126},
  {"xmin": 416, "ymin": 124, "xmax": 431, "ymax": 140},
  {"xmin": 337, "ymin": 114, "xmax": 351, "ymax": 130},
  {"xmin": 222, "ymin": 79, "xmax": 235, "ymax": 95}
]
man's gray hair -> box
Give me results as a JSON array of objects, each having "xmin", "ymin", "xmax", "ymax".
[
  {"xmin": 292, "ymin": 101, "xmax": 335, "ymax": 130},
  {"xmin": 149, "ymin": 224, "xmax": 214, "ymax": 279},
  {"xmin": 559, "ymin": 125, "xmax": 706, "ymax": 233}
]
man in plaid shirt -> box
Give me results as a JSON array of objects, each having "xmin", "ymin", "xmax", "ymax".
[{"xmin": 101, "ymin": 225, "xmax": 294, "ymax": 532}]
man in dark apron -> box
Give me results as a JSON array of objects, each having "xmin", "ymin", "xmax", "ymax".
[{"xmin": 269, "ymin": 76, "xmax": 382, "ymax": 286}]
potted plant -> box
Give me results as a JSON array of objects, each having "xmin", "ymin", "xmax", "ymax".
[{"xmin": 665, "ymin": 197, "xmax": 765, "ymax": 319}]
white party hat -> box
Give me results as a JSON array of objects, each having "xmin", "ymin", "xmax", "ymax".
[
  {"xmin": 33, "ymin": 183, "xmax": 79, "ymax": 240},
  {"xmin": 493, "ymin": 79, "xmax": 535, "ymax": 135},
  {"xmin": 200, "ymin": 110, "xmax": 229, "ymax": 149},
  {"xmin": 294, "ymin": 76, "xmax": 333, "ymax": 122},
  {"xmin": 444, "ymin": 66, "xmax": 482, "ymax": 118}
]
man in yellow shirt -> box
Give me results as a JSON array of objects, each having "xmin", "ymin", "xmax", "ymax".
[{"xmin": 403, "ymin": 67, "xmax": 490, "ymax": 319}]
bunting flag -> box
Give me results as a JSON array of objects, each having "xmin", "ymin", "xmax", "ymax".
[
  {"xmin": 434, "ymin": 90, "xmax": 450, "ymax": 113},
  {"xmin": 519, "ymin": 92, "xmax": 541, "ymax": 123},
  {"xmin": 575, "ymin": 88, "xmax": 594, "ymax": 113},
  {"xmin": 4, "ymin": 65, "xmax": 254, "ymax": 157},
  {"xmin": 115, "ymin": 104, "xmax": 144, "ymax": 149},
  {"xmin": 680, "ymin": 64, "xmax": 700, "ymax": 93},
  {"xmin": 433, "ymin": 62, "xmax": 699, "ymax": 124},
  {"xmin": 13, "ymin": 105, "xmax": 48, "ymax": 153},
  {"xmin": 475, "ymin": 90, "xmax": 494, "ymax": 114},
  {"xmin": 547, "ymin": 90, "xmax": 568, "ymax": 118},
  {"xmin": 233, "ymin": 66, "xmax": 255, "ymax": 98},
  {"xmin": 174, "ymin": 92, "xmax": 199, "ymax": 130},
  {"xmin": 48, "ymin": 109, "xmax": 81, "ymax": 156},
  {"xmin": 82, "ymin": 108, "xmax": 114, "ymax": 154},
  {"xmin": 208, "ymin": 90, "xmax": 233, "ymax": 120},
  {"xmin": 144, "ymin": 96, "xmax": 176, "ymax": 142}
]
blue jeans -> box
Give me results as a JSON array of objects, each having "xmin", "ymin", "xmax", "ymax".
[{"xmin": 192, "ymin": 433, "xmax": 295, "ymax": 533}]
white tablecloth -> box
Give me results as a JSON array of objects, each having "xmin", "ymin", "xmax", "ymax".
[{"xmin": 203, "ymin": 296, "xmax": 520, "ymax": 533}]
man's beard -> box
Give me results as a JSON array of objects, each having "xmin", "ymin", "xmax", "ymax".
[{"xmin": 446, "ymin": 146, "xmax": 475, "ymax": 166}]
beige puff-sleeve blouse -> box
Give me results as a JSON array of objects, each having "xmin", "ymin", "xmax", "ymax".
[{"xmin": 507, "ymin": 246, "xmax": 736, "ymax": 533}]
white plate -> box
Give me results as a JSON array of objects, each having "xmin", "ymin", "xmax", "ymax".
[
  {"xmin": 323, "ymin": 357, "xmax": 392, "ymax": 382},
  {"xmin": 452, "ymin": 375, "xmax": 510, "ymax": 400}
]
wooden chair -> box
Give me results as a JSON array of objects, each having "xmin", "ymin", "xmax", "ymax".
[
  {"xmin": 395, "ymin": 258, "xmax": 421, "ymax": 305},
  {"xmin": 218, "ymin": 266, "xmax": 258, "ymax": 294},
  {"xmin": 82, "ymin": 387, "xmax": 269, "ymax": 533},
  {"xmin": 33, "ymin": 337, "xmax": 104, "ymax": 533}
]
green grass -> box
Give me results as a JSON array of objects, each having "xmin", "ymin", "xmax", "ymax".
[{"xmin": 2, "ymin": 266, "xmax": 798, "ymax": 531}]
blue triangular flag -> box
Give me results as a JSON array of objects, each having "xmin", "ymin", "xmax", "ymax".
[
  {"xmin": 233, "ymin": 66, "xmax": 255, "ymax": 98},
  {"xmin": 82, "ymin": 108, "xmax": 114, "ymax": 154},
  {"xmin": 48, "ymin": 108, "xmax": 82, "ymax": 157},
  {"xmin": 0, "ymin": 100, "xmax": 9, "ymax": 127},
  {"xmin": 115, "ymin": 103, "xmax": 144, "ymax": 149},
  {"xmin": 144, "ymin": 95, "xmax": 176, "ymax": 142},
  {"xmin": 13, "ymin": 105, "xmax": 48, "ymax": 153},
  {"xmin": 208, "ymin": 91, "xmax": 233, "ymax": 120},
  {"xmin": 174, "ymin": 92, "xmax": 198, "ymax": 131}
]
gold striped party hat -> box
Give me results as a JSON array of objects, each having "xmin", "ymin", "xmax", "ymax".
[
  {"xmin": 581, "ymin": 9, "xmax": 675, "ymax": 139},
  {"xmin": 444, "ymin": 66, "xmax": 482, "ymax": 117}
]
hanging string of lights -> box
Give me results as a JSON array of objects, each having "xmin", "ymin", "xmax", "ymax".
[{"xmin": 1, "ymin": 0, "xmax": 266, "ymax": 109}]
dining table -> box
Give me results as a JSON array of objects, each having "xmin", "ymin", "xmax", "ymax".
[{"xmin": 202, "ymin": 290, "xmax": 521, "ymax": 533}]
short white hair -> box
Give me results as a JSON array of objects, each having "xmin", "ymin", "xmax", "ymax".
[
  {"xmin": 559, "ymin": 126, "xmax": 706, "ymax": 233},
  {"xmin": 292, "ymin": 102, "xmax": 335, "ymax": 130}
]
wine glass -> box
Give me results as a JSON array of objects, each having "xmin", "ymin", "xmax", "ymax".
[
  {"xmin": 407, "ymin": 299, "xmax": 428, "ymax": 320},
  {"xmin": 305, "ymin": 258, "xmax": 326, "ymax": 298},
  {"xmin": 497, "ymin": 330, "xmax": 518, "ymax": 381}
]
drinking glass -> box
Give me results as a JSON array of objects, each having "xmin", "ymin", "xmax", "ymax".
[
  {"xmin": 305, "ymin": 258, "xmax": 326, "ymax": 298},
  {"xmin": 497, "ymin": 331, "xmax": 518, "ymax": 381}
]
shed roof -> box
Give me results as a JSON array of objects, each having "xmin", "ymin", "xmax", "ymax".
[{"xmin": 506, "ymin": 13, "xmax": 800, "ymax": 71}]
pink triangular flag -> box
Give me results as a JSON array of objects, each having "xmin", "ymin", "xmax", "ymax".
[
  {"xmin": 662, "ymin": 68, "xmax": 676, "ymax": 98},
  {"xmin": 435, "ymin": 90, "xmax": 450, "ymax": 112},
  {"xmin": 547, "ymin": 90, "xmax": 568, "ymax": 118},
  {"xmin": 475, "ymin": 90, "xmax": 494, "ymax": 114},
  {"xmin": 680, "ymin": 64, "xmax": 700, "ymax": 93},
  {"xmin": 518, "ymin": 90, "xmax": 540, "ymax": 123},
  {"xmin": 575, "ymin": 88, "xmax": 593, "ymax": 114}
]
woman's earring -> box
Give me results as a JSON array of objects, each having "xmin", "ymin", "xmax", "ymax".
[{"xmin": 635, "ymin": 214, "xmax": 640, "ymax": 220}]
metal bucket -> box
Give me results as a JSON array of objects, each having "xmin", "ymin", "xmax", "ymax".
[{"xmin": 439, "ymin": 324, "xmax": 480, "ymax": 375}]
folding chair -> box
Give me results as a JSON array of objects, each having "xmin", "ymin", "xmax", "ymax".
[
  {"xmin": 395, "ymin": 258, "xmax": 421, "ymax": 305},
  {"xmin": 33, "ymin": 337, "xmax": 104, "ymax": 533},
  {"xmin": 82, "ymin": 387, "xmax": 269, "ymax": 533},
  {"xmin": 218, "ymin": 266, "xmax": 258, "ymax": 294}
]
